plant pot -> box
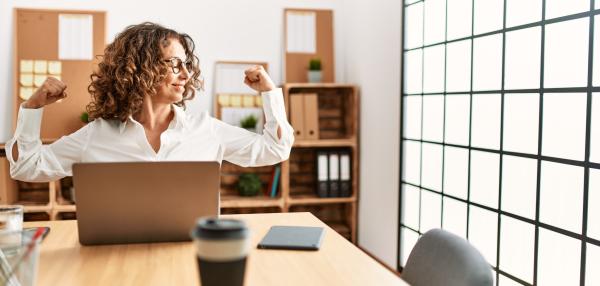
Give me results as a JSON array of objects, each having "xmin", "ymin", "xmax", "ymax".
[{"xmin": 308, "ymin": 71, "xmax": 322, "ymax": 83}]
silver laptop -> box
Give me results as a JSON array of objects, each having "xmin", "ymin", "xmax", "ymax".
[{"xmin": 72, "ymin": 161, "xmax": 220, "ymax": 245}]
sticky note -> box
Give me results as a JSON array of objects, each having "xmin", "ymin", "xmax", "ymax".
[
  {"xmin": 230, "ymin": 95, "xmax": 242, "ymax": 107},
  {"xmin": 255, "ymin": 96, "xmax": 262, "ymax": 106},
  {"xmin": 48, "ymin": 61, "xmax": 62, "ymax": 75},
  {"xmin": 34, "ymin": 74, "xmax": 47, "ymax": 87},
  {"xmin": 242, "ymin": 96, "xmax": 255, "ymax": 107},
  {"xmin": 53, "ymin": 75, "xmax": 61, "ymax": 81},
  {"xmin": 20, "ymin": 60, "xmax": 34, "ymax": 73},
  {"xmin": 34, "ymin": 60, "xmax": 48, "ymax": 74},
  {"xmin": 19, "ymin": 87, "xmax": 34, "ymax": 100},
  {"xmin": 20, "ymin": 73, "xmax": 33, "ymax": 87},
  {"xmin": 217, "ymin": 94, "xmax": 230, "ymax": 106}
]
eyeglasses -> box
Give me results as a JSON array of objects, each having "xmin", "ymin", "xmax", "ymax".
[{"xmin": 163, "ymin": 57, "xmax": 193, "ymax": 74}]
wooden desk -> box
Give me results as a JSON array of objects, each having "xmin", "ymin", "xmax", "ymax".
[{"xmin": 25, "ymin": 212, "xmax": 407, "ymax": 286}]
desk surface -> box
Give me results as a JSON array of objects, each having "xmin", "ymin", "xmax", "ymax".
[{"xmin": 25, "ymin": 212, "xmax": 407, "ymax": 286}]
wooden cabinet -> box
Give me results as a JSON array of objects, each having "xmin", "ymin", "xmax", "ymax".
[{"xmin": 0, "ymin": 83, "xmax": 360, "ymax": 242}]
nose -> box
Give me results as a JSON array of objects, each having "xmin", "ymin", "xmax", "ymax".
[{"xmin": 179, "ymin": 66, "xmax": 190, "ymax": 80}]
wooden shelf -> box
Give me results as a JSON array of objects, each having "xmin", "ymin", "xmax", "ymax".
[
  {"xmin": 221, "ymin": 196, "xmax": 283, "ymax": 208},
  {"xmin": 288, "ymin": 195, "xmax": 356, "ymax": 206},
  {"xmin": 22, "ymin": 203, "xmax": 51, "ymax": 213},
  {"xmin": 293, "ymin": 138, "xmax": 356, "ymax": 148},
  {"xmin": 53, "ymin": 204, "xmax": 76, "ymax": 212},
  {"xmin": 283, "ymin": 83, "xmax": 357, "ymax": 89}
]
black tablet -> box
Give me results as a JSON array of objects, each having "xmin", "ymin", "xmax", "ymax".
[{"xmin": 257, "ymin": 226, "xmax": 325, "ymax": 250}]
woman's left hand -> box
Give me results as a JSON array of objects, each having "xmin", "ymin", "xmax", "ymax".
[{"xmin": 244, "ymin": 65, "xmax": 276, "ymax": 92}]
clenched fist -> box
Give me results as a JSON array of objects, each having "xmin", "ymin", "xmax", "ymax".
[
  {"xmin": 244, "ymin": 65, "xmax": 276, "ymax": 92},
  {"xmin": 23, "ymin": 77, "xmax": 67, "ymax": 109}
]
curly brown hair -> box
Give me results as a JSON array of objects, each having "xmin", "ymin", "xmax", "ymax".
[{"xmin": 87, "ymin": 22, "xmax": 203, "ymax": 121}]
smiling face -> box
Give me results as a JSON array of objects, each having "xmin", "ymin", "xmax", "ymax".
[{"xmin": 155, "ymin": 39, "xmax": 191, "ymax": 104}]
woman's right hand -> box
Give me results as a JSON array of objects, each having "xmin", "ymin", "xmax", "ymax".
[{"xmin": 23, "ymin": 77, "xmax": 67, "ymax": 109}]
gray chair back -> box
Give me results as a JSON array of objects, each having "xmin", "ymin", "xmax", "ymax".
[{"xmin": 402, "ymin": 229, "xmax": 493, "ymax": 286}]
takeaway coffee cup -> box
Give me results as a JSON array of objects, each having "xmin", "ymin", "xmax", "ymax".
[{"xmin": 191, "ymin": 218, "xmax": 250, "ymax": 286}]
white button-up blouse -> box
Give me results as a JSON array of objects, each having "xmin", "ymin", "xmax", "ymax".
[{"xmin": 7, "ymin": 88, "xmax": 294, "ymax": 182}]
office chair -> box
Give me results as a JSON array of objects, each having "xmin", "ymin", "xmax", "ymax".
[{"xmin": 401, "ymin": 229, "xmax": 493, "ymax": 286}]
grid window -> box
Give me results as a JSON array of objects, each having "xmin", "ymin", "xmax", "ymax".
[
  {"xmin": 501, "ymin": 155, "xmax": 537, "ymax": 220},
  {"xmin": 542, "ymin": 93, "xmax": 587, "ymax": 161},
  {"xmin": 498, "ymin": 275, "xmax": 524, "ymax": 286},
  {"xmin": 424, "ymin": 0, "xmax": 446, "ymax": 45},
  {"xmin": 540, "ymin": 161, "xmax": 584, "ymax": 234},
  {"xmin": 421, "ymin": 143, "xmax": 443, "ymax": 191},
  {"xmin": 592, "ymin": 93, "xmax": 600, "ymax": 163},
  {"xmin": 505, "ymin": 27, "xmax": 541, "ymax": 90},
  {"xmin": 401, "ymin": 1, "xmax": 598, "ymax": 282},
  {"xmin": 443, "ymin": 146, "xmax": 469, "ymax": 200},
  {"xmin": 420, "ymin": 189, "xmax": 442, "ymax": 232},
  {"xmin": 545, "ymin": 0, "xmax": 590, "ymax": 20},
  {"xmin": 404, "ymin": 49, "xmax": 423, "ymax": 94},
  {"xmin": 544, "ymin": 18, "xmax": 589, "ymax": 88},
  {"xmin": 595, "ymin": 18, "xmax": 600, "ymax": 86},
  {"xmin": 400, "ymin": 227, "xmax": 419, "ymax": 266},
  {"xmin": 470, "ymin": 150, "xmax": 500, "ymax": 208},
  {"xmin": 403, "ymin": 140, "xmax": 421, "ymax": 185},
  {"xmin": 404, "ymin": 96, "xmax": 422, "ymax": 140},
  {"xmin": 506, "ymin": 0, "xmax": 542, "ymax": 28},
  {"xmin": 503, "ymin": 93, "xmax": 539, "ymax": 154},
  {"xmin": 405, "ymin": 2, "xmax": 423, "ymax": 50},
  {"xmin": 473, "ymin": 34, "xmax": 502, "ymax": 91},
  {"xmin": 471, "ymin": 94, "xmax": 501, "ymax": 150},
  {"xmin": 446, "ymin": 40, "xmax": 472, "ymax": 92},
  {"xmin": 442, "ymin": 197, "xmax": 467, "ymax": 238},
  {"xmin": 422, "ymin": 95, "xmax": 444, "ymax": 142},
  {"xmin": 444, "ymin": 94, "xmax": 470, "ymax": 145},
  {"xmin": 402, "ymin": 184, "xmax": 420, "ymax": 230},
  {"xmin": 447, "ymin": 0, "xmax": 472, "ymax": 40},
  {"xmin": 423, "ymin": 45, "xmax": 445, "ymax": 93},
  {"xmin": 500, "ymin": 215, "xmax": 535, "ymax": 284},
  {"xmin": 473, "ymin": 0, "xmax": 503, "ymax": 35},
  {"xmin": 587, "ymin": 243, "xmax": 600, "ymax": 286},
  {"xmin": 468, "ymin": 205, "xmax": 498, "ymax": 266},
  {"xmin": 537, "ymin": 228, "xmax": 581, "ymax": 286},
  {"xmin": 588, "ymin": 168, "xmax": 600, "ymax": 240}
]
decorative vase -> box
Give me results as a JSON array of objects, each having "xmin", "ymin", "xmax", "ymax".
[{"xmin": 308, "ymin": 71, "xmax": 322, "ymax": 83}]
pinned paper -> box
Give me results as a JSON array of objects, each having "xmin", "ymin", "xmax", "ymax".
[
  {"xmin": 20, "ymin": 60, "xmax": 34, "ymax": 73},
  {"xmin": 59, "ymin": 14, "xmax": 93, "ymax": 60},
  {"xmin": 48, "ymin": 61, "xmax": 62, "ymax": 75},
  {"xmin": 286, "ymin": 11, "xmax": 316, "ymax": 53},
  {"xmin": 255, "ymin": 96, "xmax": 263, "ymax": 106},
  {"xmin": 34, "ymin": 75, "xmax": 47, "ymax": 87},
  {"xmin": 19, "ymin": 87, "xmax": 34, "ymax": 100},
  {"xmin": 20, "ymin": 74, "xmax": 33, "ymax": 87},
  {"xmin": 34, "ymin": 60, "xmax": 48, "ymax": 74},
  {"xmin": 242, "ymin": 96, "xmax": 255, "ymax": 107},
  {"xmin": 53, "ymin": 75, "xmax": 61, "ymax": 81},
  {"xmin": 217, "ymin": 94, "xmax": 230, "ymax": 106},
  {"xmin": 230, "ymin": 95, "xmax": 242, "ymax": 107}
]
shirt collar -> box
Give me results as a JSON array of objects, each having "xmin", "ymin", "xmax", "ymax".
[{"xmin": 118, "ymin": 104, "xmax": 186, "ymax": 134}]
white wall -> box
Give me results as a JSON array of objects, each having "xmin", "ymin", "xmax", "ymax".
[
  {"xmin": 0, "ymin": 0, "xmax": 346, "ymax": 141},
  {"xmin": 343, "ymin": 0, "xmax": 401, "ymax": 269}
]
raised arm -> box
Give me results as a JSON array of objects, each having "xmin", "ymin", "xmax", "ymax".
[
  {"xmin": 214, "ymin": 66, "xmax": 294, "ymax": 167},
  {"xmin": 7, "ymin": 77, "xmax": 88, "ymax": 182}
]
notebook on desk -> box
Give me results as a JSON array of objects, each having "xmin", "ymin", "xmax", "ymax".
[{"xmin": 72, "ymin": 161, "xmax": 221, "ymax": 245}]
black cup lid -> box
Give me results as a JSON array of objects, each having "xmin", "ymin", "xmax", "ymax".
[{"xmin": 191, "ymin": 218, "xmax": 248, "ymax": 240}]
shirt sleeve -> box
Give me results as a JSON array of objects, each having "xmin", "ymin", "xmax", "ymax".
[
  {"xmin": 6, "ymin": 105, "xmax": 90, "ymax": 182},
  {"xmin": 213, "ymin": 88, "xmax": 295, "ymax": 167}
]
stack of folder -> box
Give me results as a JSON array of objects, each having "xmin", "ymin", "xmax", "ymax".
[{"xmin": 316, "ymin": 150, "xmax": 351, "ymax": 198}]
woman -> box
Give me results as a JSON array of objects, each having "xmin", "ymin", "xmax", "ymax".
[{"xmin": 8, "ymin": 22, "xmax": 294, "ymax": 182}]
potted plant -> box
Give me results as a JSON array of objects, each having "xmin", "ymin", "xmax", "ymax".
[
  {"xmin": 308, "ymin": 58, "xmax": 322, "ymax": 83},
  {"xmin": 240, "ymin": 114, "xmax": 258, "ymax": 132},
  {"xmin": 237, "ymin": 173, "xmax": 262, "ymax": 196},
  {"xmin": 80, "ymin": 111, "xmax": 89, "ymax": 124}
]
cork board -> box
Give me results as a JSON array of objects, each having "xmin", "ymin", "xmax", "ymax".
[
  {"xmin": 284, "ymin": 9, "xmax": 334, "ymax": 83},
  {"xmin": 14, "ymin": 8, "xmax": 106, "ymax": 141}
]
